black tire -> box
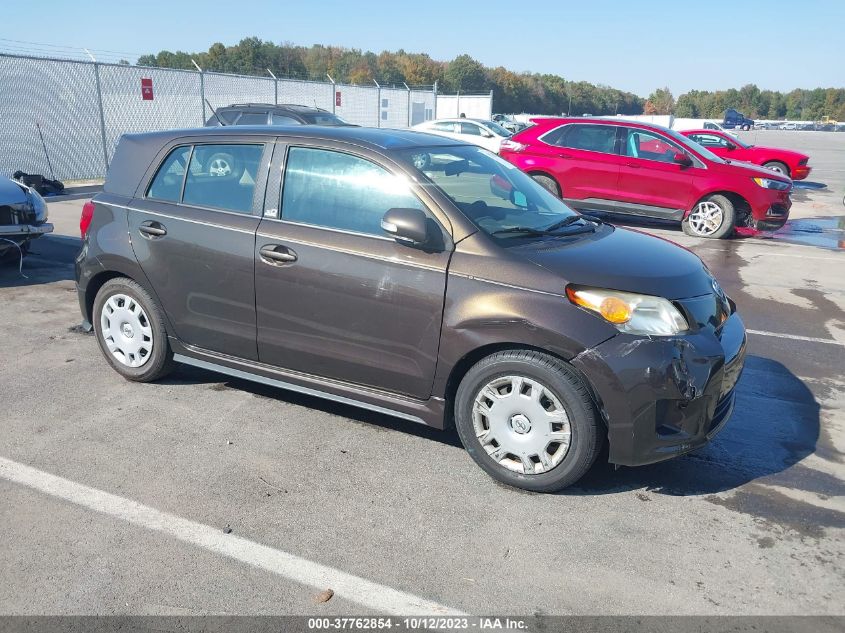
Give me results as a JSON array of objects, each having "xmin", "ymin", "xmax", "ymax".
[
  {"xmin": 682, "ymin": 194, "xmax": 736, "ymax": 239},
  {"xmin": 763, "ymin": 161, "xmax": 790, "ymax": 178},
  {"xmin": 531, "ymin": 173, "xmax": 561, "ymax": 198},
  {"xmin": 93, "ymin": 277, "xmax": 175, "ymax": 382},
  {"xmin": 741, "ymin": 124, "xmax": 750, "ymax": 131},
  {"xmin": 454, "ymin": 350, "xmax": 603, "ymax": 493}
]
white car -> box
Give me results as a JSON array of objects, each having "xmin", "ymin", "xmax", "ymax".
[{"xmin": 413, "ymin": 118, "xmax": 512, "ymax": 153}]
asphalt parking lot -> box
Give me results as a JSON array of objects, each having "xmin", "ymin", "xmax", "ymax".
[{"xmin": 1, "ymin": 131, "xmax": 843, "ymax": 616}]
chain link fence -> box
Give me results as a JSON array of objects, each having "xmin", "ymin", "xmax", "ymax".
[{"xmin": 0, "ymin": 52, "xmax": 492, "ymax": 181}]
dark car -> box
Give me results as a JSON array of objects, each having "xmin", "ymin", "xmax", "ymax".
[
  {"xmin": 0, "ymin": 176, "xmax": 53, "ymax": 264},
  {"xmin": 204, "ymin": 103, "xmax": 351, "ymax": 127},
  {"xmin": 75, "ymin": 126, "xmax": 746, "ymax": 492},
  {"xmin": 723, "ymin": 108, "xmax": 754, "ymax": 131}
]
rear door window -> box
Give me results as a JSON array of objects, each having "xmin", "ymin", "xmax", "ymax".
[
  {"xmin": 459, "ymin": 122, "xmax": 483, "ymax": 136},
  {"xmin": 181, "ymin": 144, "xmax": 264, "ymax": 213},
  {"xmin": 280, "ymin": 147, "xmax": 424, "ymax": 237},
  {"xmin": 548, "ymin": 124, "xmax": 618, "ymax": 154},
  {"xmin": 235, "ymin": 112, "xmax": 269, "ymax": 125}
]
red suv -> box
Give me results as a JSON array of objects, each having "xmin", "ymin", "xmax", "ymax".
[
  {"xmin": 500, "ymin": 118, "xmax": 792, "ymax": 239},
  {"xmin": 679, "ymin": 129, "xmax": 811, "ymax": 180}
]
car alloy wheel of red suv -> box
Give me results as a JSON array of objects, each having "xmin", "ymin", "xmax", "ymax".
[{"xmin": 499, "ymin": 118, "xmax": 793, "ymax": 239}]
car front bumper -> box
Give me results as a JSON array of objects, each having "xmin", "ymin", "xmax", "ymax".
[
  {"xmin": 571, "ymin": 311, "xmax": 746, "ymax": 467},
  {"xmin": 0, "ymin": 222, "xmax": 53, "ymax": 237},
  {"xmin": 793, "ymin": 165, "xmax": 811, "ymax": 180}
]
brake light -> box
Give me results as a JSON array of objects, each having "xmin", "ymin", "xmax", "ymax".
[
  {"xmin": 80, "ymin": 201, "xmax": 94, "ymax": 237},
  {"xmin": 500, "ymin": 139, "xmax": 527, "ymax": 153}
]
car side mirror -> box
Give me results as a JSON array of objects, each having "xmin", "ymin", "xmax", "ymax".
[
  {"xmin": 381, "ymin": 208, "xmax": 430, "ymax": 245},
  {"xmin": 480, "ymin": 129, "xmax": 494, "ymax": 138},
  {"xmin": 673, "ymin": 152, "xmax": 693, "ymax": 167},
  {"xmin": 725, "ymin": 142, "xmax": 736, "ymax": 150}
]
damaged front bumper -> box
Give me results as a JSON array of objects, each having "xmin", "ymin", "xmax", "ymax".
[{"xmin": 571, "ymin": 311, "xmax": 746, "ymax": 467}]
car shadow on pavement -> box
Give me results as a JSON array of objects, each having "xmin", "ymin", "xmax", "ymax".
[
  {"xmin": 0, "ymin": 234, "xmax": 79, "ymax": 288},
  {"xmin": 160, "ymin": 364, "xmax": 466, "ymax": 448},
  {"xmin": 571, "ymin": 354, "xmax": 831, "ymax": 497},
  {"xmin": 164, "ymin": 354, "xmax": 831, "ymax": 498}
]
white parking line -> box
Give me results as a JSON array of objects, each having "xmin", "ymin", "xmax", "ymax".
[
  {"xmin": 746, "ymin": 329, "xmax": 845, "ymax": 346},
  {"xmin": 0, "ymin": 456, "xmax": 465, "ymax": 616}
]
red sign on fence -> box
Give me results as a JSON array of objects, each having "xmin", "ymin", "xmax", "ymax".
[
  {"xmin": 335, "ymin": 91, "xmax": 342, "ymax": 107},
  {"xmin": 141, "ymin": 78, "xmax": 154, "ymax": 101}
]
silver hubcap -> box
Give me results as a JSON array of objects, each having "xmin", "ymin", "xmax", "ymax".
[
  {"xmin": 767, "ymin": 164, "xmax": 786, "ymax": 175},
  {"xmin": 472, "ymin": 375, "xmax": 572, "ymax": 475},
  {"xmin": 687, "ymin": 201, "xmax": 724, "ymax": 236},
  {"xmin": 100, "ymin": 293, "xmax": 153, "ymax": 368},
  {"xmin": 209, "ymin": 158, "xmax": 231, "ymax": 177}
]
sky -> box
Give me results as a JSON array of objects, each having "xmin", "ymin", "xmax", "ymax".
[{"xmin": 1, "ymin": 0, "xmax": 843, "ymax": 97}]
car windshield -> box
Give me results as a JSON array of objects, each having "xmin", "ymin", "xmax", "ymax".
[
  {"xmin": 481, "ymin": 121, "xmax": 513, "ymax": 137},
  {"xmin": 664, "ymin": 128, "xmax": 726, "ymax": 164},
  {"xmin": 299, "ymin": 113, "xmax": 351, "ymax": 126},
  {"xmin": 399, "ymin": 145, "xmax": 582, "ymax": 239}
]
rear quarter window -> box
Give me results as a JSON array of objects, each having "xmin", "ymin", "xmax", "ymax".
[{"xmin": 147, "ymin": 146, "xmax": 191, "ymax": 202}]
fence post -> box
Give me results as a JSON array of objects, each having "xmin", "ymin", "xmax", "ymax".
[
  {"xmin": 403, "ymin": 82, "xmax": 411, "ymax": 127},
  {"xmin": 87, "ymin": 53, "xmax": 110, "ymax": 172},
  {"xmin": 373, "ymin": 79, "xmax": 381, "ymax": 128},
  {"xmin": 327, "ymin": 74, "xmax": 336, "ymax": 114},
  {"xmin": 489, "ymin": 89, "xmax": 494, "ymax": 119},
  {"xmin": 433, "ymin": 81, "xmax": 438, "ymax": 119},
  {"xmin": 267, "ymin": 68, "xmax": 278, "ymax": 105},
  {"xmin": 192, "ymin": 60, "xmax": 205, "ymax": 123},
  {"xmin": 456, "ymin": 90, "xmax": 461, "ymax": 118}
]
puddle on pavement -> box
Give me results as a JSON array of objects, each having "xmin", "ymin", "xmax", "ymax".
[{"xmin": 760, "ymin": 216, "xmax": 845, "ymax": 250}]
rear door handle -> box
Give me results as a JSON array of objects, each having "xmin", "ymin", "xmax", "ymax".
[
  {"xmin": 138, "ymin": 221, "xmax": 167, "ymax": 237},
  {"xmin": 625, "ymin": 162, "xmax": 641, "ymax": 168},
  {"xmin": 557, "ymin": 153, "xmax": 573, "ymax": 159},
  {"xmin": 259, "ymin": 244, "xmax": 298, "ymax": 264}
]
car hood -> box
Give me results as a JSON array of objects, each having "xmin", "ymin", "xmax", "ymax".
[
  {"xmin": 717, "ymin": 158, "xmax": 793, "ymax": 182},
  {"xmin": 518, "ymin": 225, "xmax": 714, "ymax": 300},
  {"xmin": 746, "ymin": 146, "xmax": 809, "ymax": 162},
  {"xmin": 0, "ymin": 177, "xmax": 29, "ymax": 205}
]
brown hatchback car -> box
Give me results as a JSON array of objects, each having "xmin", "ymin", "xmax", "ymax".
[{"xmin": 76, "ymin": 126, "xmax": 746, "ymax": 492}]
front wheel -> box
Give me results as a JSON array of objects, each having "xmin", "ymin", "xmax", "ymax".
[
  {"xmin": 93, "ymin": 277, "xmax": 175, "ymax": 382},
  {"xmin": 454, "ymin": 350, "xmax": 602, "ymax": 492},
  {"xmin": 683, "ymin": 194, "xmax": 735, "ymax": 239},
  {"xmin": 763, "ymin": 161, "xmax": 790, "ymax": 177}
]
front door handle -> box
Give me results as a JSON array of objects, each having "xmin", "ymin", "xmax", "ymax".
[
  {"xmin": 625, "ymin": 162, "xmax": 641, "ymax": 168},
  {"xmin": 139, "ymin": 221, "xmax": 167, "ymax": 237},
  {"xmin": 259, "ymin": 244, "xmax": 298, "ymax": 264},
  {"xmin": 557, "ymin": 153, "xmax": 573, "ymax": 159}
]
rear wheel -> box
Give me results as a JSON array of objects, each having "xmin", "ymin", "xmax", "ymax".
[
  {"xmin": 93, "ymin": 278, "xmax": 175, "ymax": 382},
  {"xmin": 531, "ymin": 174, "xmax": 561, "ymax": 198},
  {"xmin": 763, "ymin": 161, "xmax": 790, "ymax": 177},
  {"xmin": 683, "ymin": 194, "xmax": 735, "ymax": 239},
  {"xmin": 454, "ymin": 350, "xmax": 602, "ymax": 492}
]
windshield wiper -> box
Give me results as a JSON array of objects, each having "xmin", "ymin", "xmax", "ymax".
[
  {"xmin": 491, "ymin": 226, "xmax": 552, "ymax": 237},
  {"xmin": 544, "ymin": 215, "xmax": 586, "ymax": 232}
]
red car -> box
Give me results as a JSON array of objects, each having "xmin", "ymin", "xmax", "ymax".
[
  {"xmin": 680, "ymin": 129, "xmax": 811, "ymax": 180},
  {"xmin": 499, "ymin": 118, "xmax": 792, "ymax": 239}
]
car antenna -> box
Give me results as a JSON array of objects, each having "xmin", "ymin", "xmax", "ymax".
[
  {"xmin": 205, "ymin": 99, "xmax": 226, "ymax": 126},
  {"xmin": 35, "ymin": 121, "xmax": 56, "ymax": 180}
]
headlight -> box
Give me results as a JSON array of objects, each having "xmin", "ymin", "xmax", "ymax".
[
  {"xmin": 566, "ymin": 285, "xmax": 689, "ymax": 336},
  {"xmin": 26, "ymin": 187, "xmax": 48, "ymax": 222},
  {"xmin": 752, "ymin": 177, "xmax": 790, "ymax": 191}
]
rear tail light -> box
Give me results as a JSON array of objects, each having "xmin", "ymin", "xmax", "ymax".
[
  {"xmin": 80, "ymin": 201, "xmax": 94, "ymax": 238},
  {"xmin": 500, "ymin": 139, "xmax": 527, "ymax": 153}
]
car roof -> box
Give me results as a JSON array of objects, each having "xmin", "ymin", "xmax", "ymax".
[
  {"xmin": 219, "ymin": 103, "xmax": 334, "ymax": 114},
  {"xmin": 426, "ymin": 118, "xmax": 493, "ymax": 124},
  {"xmin": 527, "ymin": 116, "xmax": 675, "ymax": 133},
  {"xmin": 104, "ymin": 126, "xmax": 467, "ymax": 198}
]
